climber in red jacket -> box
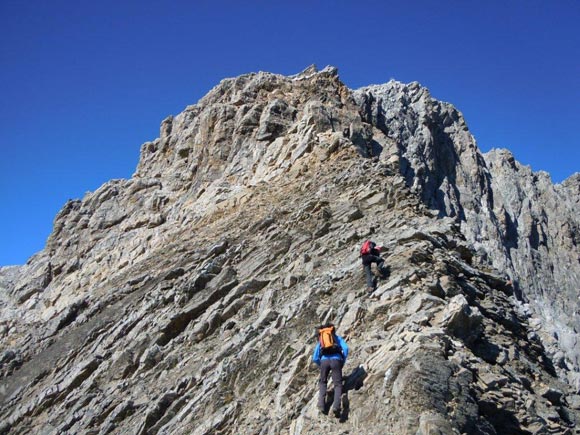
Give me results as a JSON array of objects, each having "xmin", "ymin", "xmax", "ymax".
[{"xmin": 360, "ymin": 240, "xmax": 387, "ymax": 292}]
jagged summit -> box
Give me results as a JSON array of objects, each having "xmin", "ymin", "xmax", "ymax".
[{"xmin": 0, "ymin": 67, "xmax": 579, "ymax": 434}]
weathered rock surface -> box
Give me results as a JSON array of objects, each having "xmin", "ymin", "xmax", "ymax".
[
  {"xmin": 0, "ymin": 66, "xmax": 578, "ymax": 434},
  {"xmin": 354, "ymin": 82, "xmax": 580, "ymax": 389}
]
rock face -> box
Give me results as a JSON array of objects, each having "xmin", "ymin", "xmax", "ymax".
[
  {"xmin": 0, "ymin": 66, "xmax": 578, "ymax": 434},
  {"xmin": 354, "ymin": 83, "xmax": 580, "ymax": 388}
]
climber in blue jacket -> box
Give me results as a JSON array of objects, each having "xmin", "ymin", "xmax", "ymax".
[{"xmin": 312, "ymin": 324, "xmax": 349, "ymax": 417}]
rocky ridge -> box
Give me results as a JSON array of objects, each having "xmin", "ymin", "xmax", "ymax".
[
  {"xmin": 353, "ymin": 83, "xmax": 580, "ymax": 387},
  {"xmin": 0, "ymin": 66, "xmax": 579, "ymax": 434}
]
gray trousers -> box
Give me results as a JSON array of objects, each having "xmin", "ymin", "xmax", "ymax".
[{"xmin": 318, "ymin": 358, "xmax": 343, "ymax": 410}]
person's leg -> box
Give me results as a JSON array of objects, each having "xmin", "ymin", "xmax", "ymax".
[
  {"xmin": 318, "ymin": 359, "xmax": 331, "ymax": 410},
  {"xmin": 363, "ymin": 262, "xmax": 373, "ymax": 289},
  {"xmin": 377, "ymin": 258, "xmax": 387, "ymax": 277},
  {"xmin": 329, "ymin": 359, "xmax": 343, "ymax": 412},
  {"xmin": 371, "ymin": 256, "xmax": 387, "ymax": 278}
]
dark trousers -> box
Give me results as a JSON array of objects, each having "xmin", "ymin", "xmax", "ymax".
[
  {"xmin": 318, "ymin": 359, "xmax": 343, "ymax": 411},
  {"xmin": 362, "ymin": 254, "xmax": 384, "ymax": 288}
]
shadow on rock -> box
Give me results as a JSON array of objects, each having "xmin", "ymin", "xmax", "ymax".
[
  {"xmin": 471, "ymin": 336, "xmax": 502, "ymax": 365},
  {"xmin": 372, "ymin": 265, "xmax": 391, "ymax": 288},
  {"xmin": 379, "ymin": 264, "xmax": 391, "ymax": 280},
  {"xmin": 478, "ymin": 400, "xmax": 533, "ymax": 435},
  {"xmin": 369, "ymin": 140, "xmax": 384, "ymax": 158}
]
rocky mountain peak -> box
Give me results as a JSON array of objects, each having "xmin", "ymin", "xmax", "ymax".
[
  {"xmin": 559, "ymin": 172, "xmax": 580, "ymax": 198},
  {"xmin": 135, "ymin": 65, "xmax": 351, "ymax": 187},
  {"xmin": 1, "ymin": 67, "xmax": 579, "ymax": 434}
]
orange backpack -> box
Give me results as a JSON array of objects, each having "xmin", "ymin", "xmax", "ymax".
[{"xmin": 318, "ymin": 325, "xmax": 340, "ymax": 355}]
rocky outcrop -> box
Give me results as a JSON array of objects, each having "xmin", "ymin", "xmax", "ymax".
[
  {"xmin": 354, "ymin": 82, "xmax": 580, "ymax": 389},
  {"xmin": 1, "ymin": 66, "xmax": 578, "ymax": 434},
  {"xmin": 484, "ymin": 150, "xmax": 580, "ymax": 385}
]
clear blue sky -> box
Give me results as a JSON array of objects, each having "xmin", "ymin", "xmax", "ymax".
[{"xmin": 1, "ymin": 0, "xmax": 578, "ymax": 266}]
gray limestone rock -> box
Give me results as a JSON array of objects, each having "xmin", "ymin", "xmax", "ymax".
[
  {"xmin": 353, "ymin": 81, "xmax": 580, "ymax": 386},
  {"xmin": 0, "ymin": 66, "xmax": 578, "ymax": 435}
]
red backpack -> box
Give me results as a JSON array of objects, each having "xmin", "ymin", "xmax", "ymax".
[{"xmin": 360, "ymin": 240, "xmax": 373, "ymax": 256}]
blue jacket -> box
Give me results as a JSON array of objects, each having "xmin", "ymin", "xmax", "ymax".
[{"xmin": 312, "ymin": 334, "xmax": 349, "ymax": 366}]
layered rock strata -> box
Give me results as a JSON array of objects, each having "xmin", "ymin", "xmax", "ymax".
[
  {"xmin": 354, "ymin": 83, "xmax": 580, "ymax": 388},
  {"xmin": 0, "ymin": 66, "xmax": 578, "ymax": 434}
]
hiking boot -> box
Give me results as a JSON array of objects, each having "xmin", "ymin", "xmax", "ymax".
[
  {"xmin": 367, "ymin": 286, "xmax": 374, "ymax": 294},
  {"xmin": 332, "ymin": 407, "xmax": 341, "ymax": 418},
  {"xmin": 317, "ymin": 405, "xmax": 327, "ymax": 415}
]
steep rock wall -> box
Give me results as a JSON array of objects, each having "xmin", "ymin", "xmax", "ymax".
[
  {"xmin": 353, "ymin": 83, "xmax": 580, "ymax": 388},
  {"xmin": 0, "ymin": 66, "xmax": 579, "ymax": 434}
]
